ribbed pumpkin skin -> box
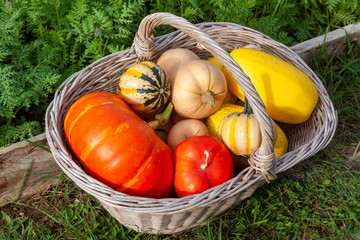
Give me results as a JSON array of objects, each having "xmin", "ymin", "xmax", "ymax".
[
  {"xmin": 63, "ymin": 91, "xmax": 174, "ymax": 199},
  {"xmin": 223, "ymin": 48, "xmax": 319, "ymax": 124},
  {"xmin": 274, "ymin": 124, "xmax": 288, "ymax": 158},
  {"xmin": 218, "ymin": 111, "xmax": 279, "ymax": 156},
  {"xmin": 157, "ymin": 48, "xmax": 200, "ymax": 85},
  {"xmin": 229, "ymin": 121, "xmax": 287, "ymax": 169},
  {"xmin": 206, "ymin": 104, "xmax": 244, "ymax": 138},
  {"xmin": 117, "ymin": 61, "xmax": 170, "ymax": 119},
  {"xmin": 218, "ymin": 112, "xmax": 262, "ymax": 155},
  {"xmin": 171, "ymin": 60, "xmax": 227, "ymax": 119}
]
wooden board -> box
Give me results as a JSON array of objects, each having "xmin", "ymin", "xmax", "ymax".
[
  {"xmin": 291, "ymin": 22, "xmax": 360, "ymax": 63},
  {"xmin": 0, "ymin": 134, "xmax": 61, "ymax": 205},
  {"xmin": 1, "ymin": 23, "xmax": 359, "ymax": 205}
]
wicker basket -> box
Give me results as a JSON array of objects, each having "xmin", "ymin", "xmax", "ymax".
[{"xmin": 45, "ymin": 12, "xmax": 337, "ymax": 234}]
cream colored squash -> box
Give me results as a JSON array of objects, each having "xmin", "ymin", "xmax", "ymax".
[
  {"xmin": 157, "ymin": 48, "xmax": 200, "ymax": 85},
  {"xmin": 219, "ymin": 112, "xmax": 262, "ymax": 155},
  {"xmin": 207, "ymin": 56, "xmax": 224, "ymax": 71},
  {"xmin": 208, "ymin": 56, "xmax": 238, "ymax": 105},
  {"xmin": 171, "ymin": 60, "xmax": 227, "ymax": 119},
  {"xmin": 232, "ymin": 123, "xmax": 288, "ymax": 169}
]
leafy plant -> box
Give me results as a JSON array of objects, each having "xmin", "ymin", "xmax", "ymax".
[
  {"xmin": 0, "ymin": 1, "xmax": 61, "ymax": 146},
  {"xmin": 149, "ymin": 0, "xmax": 360, "ymax": 45},
  {"xmin": 0, "ymin": 0, "xmax": 147, "ymax": 147},
  {"xmin": 0, "ymin": 0, "xmax": 359, "ymax": 147}
]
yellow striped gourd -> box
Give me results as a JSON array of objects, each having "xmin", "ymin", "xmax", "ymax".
[
  {"xmin": 218, "ymin": 99, "xmax": 278, "ymax": 156},
  {"xmin": 206, "ymin": 104, "xmax": 244, "ymax": 138}
]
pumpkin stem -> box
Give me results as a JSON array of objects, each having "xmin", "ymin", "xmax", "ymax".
[
  {"xmin": 201, "ymin": 91, "xmax": 215, "ymax": 107},
  {"xmin": 244, "ymin": 98, "xmax": 253, "ymax": 115},
  {"xmin": 147, "ymin": 102, "xmax": 173, "ymax": 129},
  {"xmin": 200, "ymin": 149, "xmax": 210, "ymax": 170}
]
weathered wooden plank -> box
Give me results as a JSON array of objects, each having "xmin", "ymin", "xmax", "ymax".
[
  {"xmin": 0, "ymin": 23, "xmax": 359, "ymax": 205},
  {"xmin": 290, "ymin": 22, "xmax": 360, "ymax": 63},
  {"xmin": 0, "ymin": 133, "xmax": 61, "ymax": 205}
]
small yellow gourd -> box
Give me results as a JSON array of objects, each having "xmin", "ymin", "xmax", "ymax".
[
  {"xmin": 274, "ymin": 124, "xmax": 288, "ymax": 158},
  {"xmin": 218, "ymin": 99, "xmax": 278, "ymax": 156},
  {"xmin": 206, "ymin": 104, "xmax": 244, "ymax": 138},
  {"xmin": 232, "ymin": 123, "xmax": 288, "ymax": 169}
]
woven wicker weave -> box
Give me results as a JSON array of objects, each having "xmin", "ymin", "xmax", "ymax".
[{"xmin": 45, "ymin": 13, "xmax": 337, "ymax": 234}]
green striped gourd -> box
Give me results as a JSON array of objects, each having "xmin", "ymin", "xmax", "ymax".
[{"xmin": 117, "ymin": 61, "xmax": 170, "ymax": 119}]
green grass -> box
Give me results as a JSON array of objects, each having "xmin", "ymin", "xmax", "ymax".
[
  {"xmin": 1, "ymin": 26, "xmax": 359, "ymax": 240},
  {"xmin": 1, "ymin": 152, "xmax": 360, "ymax": 239}
]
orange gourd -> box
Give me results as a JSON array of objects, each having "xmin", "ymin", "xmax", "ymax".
[{"xmin": 63, "ymin": 91, "xmax": 174, "ymax": 198}]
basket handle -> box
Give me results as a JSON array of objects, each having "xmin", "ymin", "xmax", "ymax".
[{"xmin": 133, "ymin": 12, "xmax": 276, "ymax": 182}]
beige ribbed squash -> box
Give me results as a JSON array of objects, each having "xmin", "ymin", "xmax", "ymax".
[
  {"xmin": 208, "ymin": 57, "xmax": 237, "ymax": 105},
  {"xmin": 231, "ymin": 122, "xmax": 288, "ymax": 169},
  {"xmin": 157, "ymin": 48, "xmax": 200, "ymax": 85},
  {"xmin": 171, "ymin": 60, "xmax": 227, "ymax": 119}
]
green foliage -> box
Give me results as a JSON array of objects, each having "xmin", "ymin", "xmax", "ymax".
[
  {"xmin": 1, "ymin": 40, "xmax": 360, "ymax": 237},
  {"xmin": 0, "ymin": 0, "xmax": 61, "ymax": 146},
  {"xmin": 149, "ymin": 0, "xmax": 360, "ymax": 45},
  {"xmin": 0, "ymin": 0, "xmax": 359, "ymax": 146},
  {"xmin": 0, "ymin": 0, "xmax": 146, "ymax": 146},
  {"xmin": 311, "ymin": 35, "xmax": 360, "ymax": 143},
  {"xmin": 149, "ymin": 0, "xmax": 205, "ymax": 22}
]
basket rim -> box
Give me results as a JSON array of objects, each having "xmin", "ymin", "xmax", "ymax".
[{"xmin": 45, "ymin": 17, "xmax": 338, "ymax": 213}]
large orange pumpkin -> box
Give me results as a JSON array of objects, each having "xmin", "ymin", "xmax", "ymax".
[{"xmin": 63, "ymin": 91, "xmax": 174, "ymax": 198}]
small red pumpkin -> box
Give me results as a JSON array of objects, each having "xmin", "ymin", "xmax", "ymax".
[
  {"xmin": 63, "ymin": 91, "xmax": 174, "ymax": 198},
  {"xmin": 173, "ymin": 135, "xmax": 234, "ymax": 197}
]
